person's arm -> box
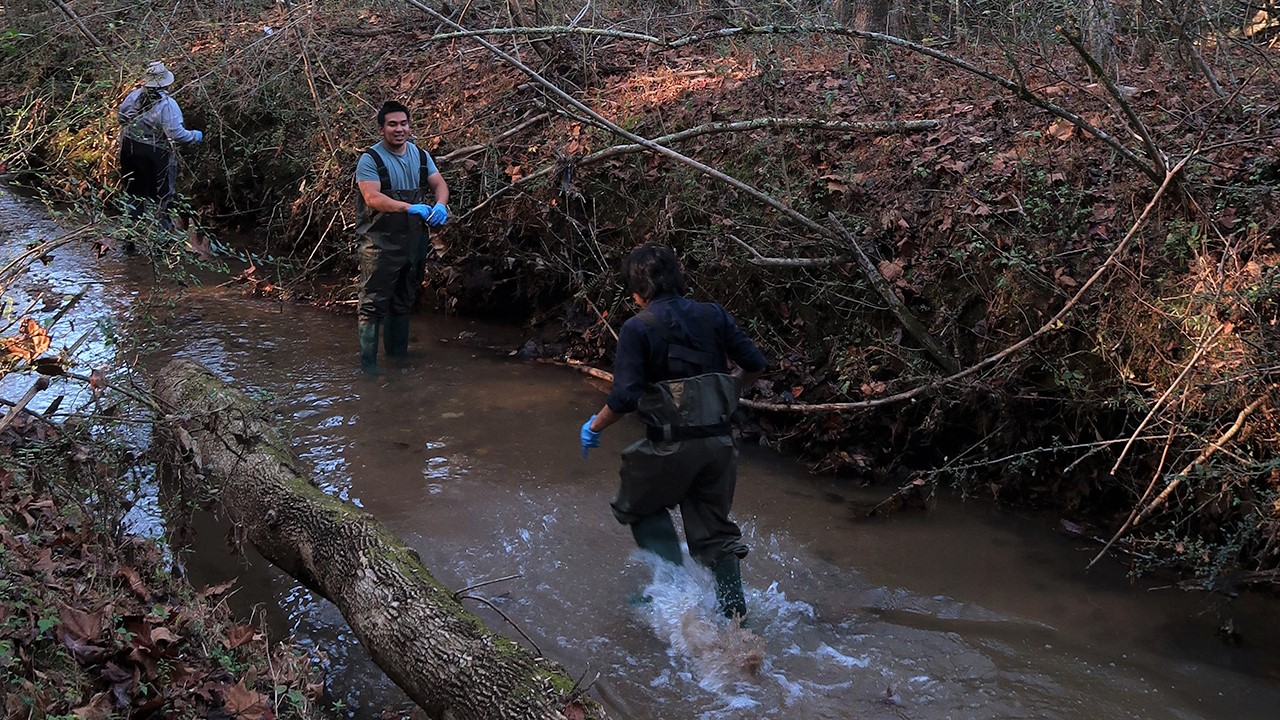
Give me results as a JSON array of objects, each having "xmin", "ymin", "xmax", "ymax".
[
  {"xmin": 588, "ymin": 404, "xmax": 623, "ymax": 433},
  {"xmin": 159, "ymin": 97, "xmax": 202, "ymax": 143},
  {"xmin": 426, "ymin": 171, "xmax": 449, "ymax": 206},
  {"xmin": 581, "ymin": 319, "xmax": 645, "ymax": 453},
  {"xmin": 357, "ymin": 179, "xmax": 414, "ymax": 214}
]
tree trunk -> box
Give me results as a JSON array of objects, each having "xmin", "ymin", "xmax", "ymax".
[{"xmin": 152, "ymin": 358, "xmax": 606, "ymax": 720}]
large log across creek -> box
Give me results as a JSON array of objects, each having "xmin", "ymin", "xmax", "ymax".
[{"xmin": 153, "ymin": 358, "xmax": 606, "ymax": 720}]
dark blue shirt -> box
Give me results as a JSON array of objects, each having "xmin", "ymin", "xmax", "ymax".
[{"xmin": 606, "ymin": 295, "xmax": 767, "ymax": 414}]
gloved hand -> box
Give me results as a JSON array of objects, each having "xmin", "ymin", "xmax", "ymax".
[
  {"xmin": 191, "ymin": 130, "xmax": 204, "ymax": 143},
  {"xmin": 426, "ymin": 202, "xmax": 448, "ymax": 227},
  {"xmin": 406, "ymin": 203, "xmax": 432, "ymax": 219},
  {"xmin": 580, "ymin": 415, "xmax": 600, "ymax": 458}
]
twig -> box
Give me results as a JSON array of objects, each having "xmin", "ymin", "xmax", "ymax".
[
  {"xmin": 1131, "ymin": 394, "xmax": 1269, "ymax": 527},
  {"xmin": 455, "ymin": 594, "xmax": 543, "ymax": 657},
  {"xmin": 730, "ymin": 235, "xmax": 851, "ymax": 266},
  {"xmin": 46, "ymin": 287, "xmax": 89, "ymax": 329},
  {"xmin": 1087, "ymin": 424, "xmax": 1178, "ymax": 570},
  {"xmin": 583, "ymin": 297, "xmax": 618, "ymax": 342},
  {"xmin": 1108, "ymin": 323, "xmax": 1224, "ymax": 476},
  {"xmin": 452, "ymin": 573, "xmax": 522, "ymax": 598},
  {"xmin": 0, "ymin": 397, "xmax": 56, "ymax": 428},
  {"xmin": 294, "ymin": 25, "xmax": 337, "ymax": 155}
]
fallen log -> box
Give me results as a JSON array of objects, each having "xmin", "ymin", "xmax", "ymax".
[{"xmin": 152, "ymin": 358, "xmax": 605, "ymax": 720}]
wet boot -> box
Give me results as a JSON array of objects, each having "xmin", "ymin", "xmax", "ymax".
[
  {"xmin": 630, "ymin": 513, "xmax": 684, "ymax": 566},
  {"xmin": 358, "ymin": 320, "xmax": 383, "ymax": 375},
  {"xmin": 384, "ymin": 314, "xmax": 411, "ymax": 358},
  {"xmin": 713, "ymin": 555, "xmax": 747, "ymax": 621}
]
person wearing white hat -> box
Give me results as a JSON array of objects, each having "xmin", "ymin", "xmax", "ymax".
[{"xmin": 117, "ymin": 61, "xmax": 204, "ymax": 226}]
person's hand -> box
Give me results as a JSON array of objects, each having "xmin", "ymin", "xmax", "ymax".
[
  {"xmin": 426, "ymin": 202, "xmax": 448, "ymax": 227},
  {"xmin": 406, "ymin": 203, "xmax": 432, "ymax": 219},
  {"xmin": 191, "ymin": 130, "xmax": 204, "ymax": 143},
  {"xmin": 580, "ymin": 415, "xmax": 600, "ymax": 458}
]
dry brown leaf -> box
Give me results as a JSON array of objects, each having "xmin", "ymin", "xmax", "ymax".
[
  {"xmin": 878, "ymin": 259, "xmax": 904, "ymax": 282},
  {"xmin": 1047, "ymin": 120, "xmax": 1075, "ymax": 141},
  {"xmin": 150, "ymin": 626, "xmax": 180, "ymax": 644},
  {"xmin": 198, "ymin": 577, "xmax": 238, "ymax": 598},
  {"xmin": 119, "ymin": 565, "xmax": 151, "ymax": 600},
  {"xmin": 71, "ymin": 692, "xmax": 112, "ymax": 720},
  {"xmin": 225, "ymin": 623, "xmax": 257, "ymax": 649},
  {"xmin": 222, "ymin": 681, "xmax": 269, "ymax": 717},
  {"xmin": 59, "ymin": 604, "xmax": 103, "ymax": 642},
  {"xmin": 0, "ymin": 318, "xmax": 52, "ymax": 362}
]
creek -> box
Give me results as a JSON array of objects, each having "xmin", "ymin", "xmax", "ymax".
[{"xmin": 2, "ymin": 187, "xmax": 1278, "ymax": 720}]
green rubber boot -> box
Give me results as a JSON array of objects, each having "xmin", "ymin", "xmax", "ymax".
[
  {"xmin": 713, "ymin": 555, "xmax": 747, "ymax": 621},
  {"xmin": 384, "ymin": 314, "xmax": 411, "ymax": 357},
  {"xmin": 630, "ymin": 513, "xmax": 684, "ymax": 566},
  {"xmin": 358, "ymin": 320, "xmax": 383, "ymax": 375}
]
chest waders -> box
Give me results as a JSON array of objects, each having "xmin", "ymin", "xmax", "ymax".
[
  {"xmin": 119, "ymin": 96, "xmax": 178, "ymax": 224},
  {"xmin": 611, "ymin": 307, "xmax": 749, "ymax": 620},
  {"xmin": 353, "ymin": 147, "xmax": 432, "ymax": 374}
]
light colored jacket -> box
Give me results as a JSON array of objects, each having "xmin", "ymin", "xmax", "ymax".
[{"xmin": 118, "ymin": 88, "xmax": 200, "ymax": 146}]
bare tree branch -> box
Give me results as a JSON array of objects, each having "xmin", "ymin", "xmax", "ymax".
[
  {"xmin": 729, "ymin": 235, "xmax": 852, "ymax": 267},
  {"xmin": 1059, "ymin": 26, "xmax": 1168, "ymax": 178},
  {"xmin": 1132, "ymin": 394, "xmax": 1270, "ymax": 526}
]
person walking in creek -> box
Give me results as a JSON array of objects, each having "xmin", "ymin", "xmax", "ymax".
[
  {"xmin": 117, "ymin": 61, "xmax": 204, "ymax": 229},
  {"xmin": 580, "ymin": 243, "xmax": 767, "ymax": 621},
  {"xmin": 353, "ymin": 100, "xmax": 449, "ymax": 375}
]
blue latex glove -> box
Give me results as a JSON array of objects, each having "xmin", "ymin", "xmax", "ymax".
[
  {"xmin": 426, "ymin": 202, "xmax": 448, "ymax": 227},
  {"xmin": 580, "ymin": 415, "xmax": 600, "ymax": 458},
  {"xmin": 191, "ymin": 130, "xmax": 204, "ymax": 143},
  {"xmin": 406, "ymin": 203, "xmax": 432, "ymax": 219}
]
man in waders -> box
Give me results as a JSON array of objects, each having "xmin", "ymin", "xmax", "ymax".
[
  {"xmin": 353, "ymin": 100, "xmax": 450, "ymax": 374},
  {"xmin": 117, "ymin": 61, "xmax": 204, "ymax": 229},
  {"xmin": 580, "ymin": 243, "xmax": 766, "ymax": 621}
]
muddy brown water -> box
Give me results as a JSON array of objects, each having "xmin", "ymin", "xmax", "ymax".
[{"xmin": 3, "ymin": 187, "xmax": 1279, "ymax": 719}]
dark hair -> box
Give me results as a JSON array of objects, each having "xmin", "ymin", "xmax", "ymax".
[
  {"xmin": 622, "ymin": 243, "xmax": 687, "ymax": 301},
  {"xmin": 377, "ymin": 100, "xmax": 411, "ymax": 127}
]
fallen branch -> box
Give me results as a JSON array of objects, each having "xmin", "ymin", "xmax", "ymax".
[
  {"xmin": 1131, "ymin": 394, "xmax": 1270, "ymax": 527},
  {"xmin": 438, "ymin": 111, "xmax": 550, "ymax": 163},
  {"xmin": 829, "ymin": 218, "xmax": 958, "ymax": 373},
  {"xmin": 669, "ymin": 153, "xmax": 1188, "ymax": 413},
  {"xmin": 1059, "ymin": 27, "xmax": 1167, "ymax": 178},
  {"xmin": 729, "ymin": 235, "xmax": 851, "ymax": 267},
  {"xmin": 48, "ymin": 0, "xmax": 103, "ymax": 48},
  {"xmin": 152, "ymin": 359, "xmax": 605, "ymax": 720},
  {"xmin": 0, "ymin": 376, "xmax": 50, "ymax": 434}
]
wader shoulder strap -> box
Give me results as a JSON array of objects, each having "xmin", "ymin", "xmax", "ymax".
[
  {"xmin": 418, "ymin": 148, "xmax": 431, "ymax": 188},
  {"xmin": 360, "ymin": 148, "xmax": 392, "ymax": 194}
]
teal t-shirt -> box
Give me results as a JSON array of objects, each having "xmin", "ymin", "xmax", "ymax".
[{"xmin": 355, "ymin": 141, "xmax": 439, "ymax": 191}]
